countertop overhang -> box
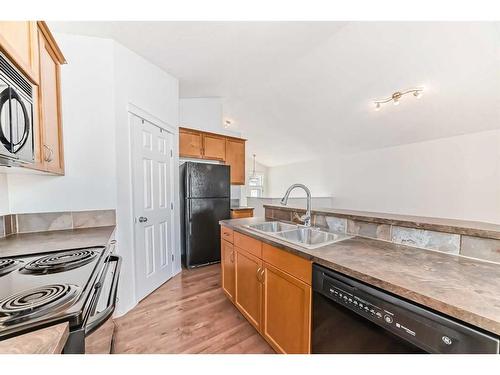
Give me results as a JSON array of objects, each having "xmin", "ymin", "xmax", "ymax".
[{"xmin": 220, "ymin": 217, "xmax": 500, "ymax": 336}]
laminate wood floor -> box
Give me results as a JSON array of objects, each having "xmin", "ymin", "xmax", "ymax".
[{"xmin": 113, "ymin": 264, "xmax": 275, "ymax": 354}]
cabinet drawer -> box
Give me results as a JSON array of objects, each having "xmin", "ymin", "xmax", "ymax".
[
  {"xmin": 234, "ymin": 232, "xmax": 262, "ymax": 259},
  {"xmin": 230, "ymin": 209, "xmax": 254, "ymax": 219},
  {"xmin": 262, "ymin": 243, "xmax": 311, "ymax": 285},
  {"xmin": 220, "ymin": 226, "xmax": 234, "ymax": 243}
]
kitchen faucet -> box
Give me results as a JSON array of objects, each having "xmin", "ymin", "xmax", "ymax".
[{"xmin": 280, "ymin": 184, "xmax": 312, "ymax": 227}]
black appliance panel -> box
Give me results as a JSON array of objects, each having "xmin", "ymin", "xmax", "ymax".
[
  {"xmin": 312, "ymin": 264, "xmax": 500, "ymax": 354},
  {"xmin": 0, "ymin": 52, "xmax": 34, "ymax": 164},
  {"xmin": 185, "ymin": 162, "xmax": 230, "ymax": 198},
  {"xmin": 185, "ymin": 197, "xmax": 229, "ymax": 267}
]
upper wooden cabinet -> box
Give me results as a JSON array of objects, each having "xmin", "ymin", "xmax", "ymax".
[
  {"xmin": 225, "ymin": 138, "xmax": 245, "ymax": 185},
  {"xmin": 179, "ymin": 127, "xmax": 246, "ymax": 185},
  {"xmin": 37, "ymin": 24, "xmax": 65, "ymax": 174},
  {"xmin": 0, "ymin": 21, "xmax": 39, "ymax": 84},
  {"xmin": 203, "ymin": 133, "xmax": 226, "ymax": 161},
  {"xmin": 179, "ymin": 128, "xmax": 203, "ymax": 158},
  {"xmin": 0, "ymin": 21, "xmax": 66, "ymax": 174}
]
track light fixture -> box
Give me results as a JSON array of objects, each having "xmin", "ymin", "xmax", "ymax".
[{"xmin": 373, "ymin": 87, "xmax": 424, "ymax": 110}]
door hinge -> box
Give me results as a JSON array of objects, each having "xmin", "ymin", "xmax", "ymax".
[
  {"xmin": 170, "ymin": 202, "xmax": 174, "ymax": 210},
  {"xmin": 141, "ymin": 119, "xmax": 145, "ymax": 124},
  {"xmin": 170, "ymin": 149, "xmax": 173, "ymax": 157},
  {"xmin": 171, "ymin": 254, "xmax": 174, "ymax": 262}
]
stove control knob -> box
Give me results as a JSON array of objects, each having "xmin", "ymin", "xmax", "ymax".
[{"xmin": 384, "ymin": 315, "xmax": 393, "ymax": 323}]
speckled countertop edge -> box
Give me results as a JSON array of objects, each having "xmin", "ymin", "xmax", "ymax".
[{"xmin": 220, "ymin": 217, "xmax": 500, "ymax": 336}]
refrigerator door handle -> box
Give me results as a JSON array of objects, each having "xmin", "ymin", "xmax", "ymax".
[{"xmin": 188, "ymin": 200, "xmax": 192, "ymax": 236}]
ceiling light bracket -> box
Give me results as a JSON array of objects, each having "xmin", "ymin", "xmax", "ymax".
[{"xmin": 373, "ymin": 87, "xmax": 424, "ymax": 110}]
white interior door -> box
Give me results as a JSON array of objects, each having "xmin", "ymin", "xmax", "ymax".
[{"xmin": 131, "ymin": 113, "xmax": 174, "ymax": 301}]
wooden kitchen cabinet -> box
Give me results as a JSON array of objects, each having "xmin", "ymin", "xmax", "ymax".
[
  {"xmin": 220, "ymin": 227, "xmax": 312, "ymax": 354},
  {"xmin": 0, "ymin": 21, "xmax": 39, "ymax": 83},
  {"xmin": 221, "ymin": 240, "xmax": 236, "ymax": 301},
  {"xmin": 36, "ymin": 24, "xmax": 65, "ymax": 174},
  {"xmin": 262, "ymin": 263, "xmax": 311, "ymax": 354},
  {"xmin": 202, "ymin": 133, "xmax": 226, "ymax": 161},
  {"xmin": 230, "ymin": 208, "xmax": 254, "ymax": 219},
  {"xmin": 234, "ymin": 248, "xmax": 263, "ymax": 331},
  {"xmin": 225, "ymin": 138, "xmax": 245, "ymax": 185},
  {"xmin": 179, "ymin": 128, "xmax": 203, "ymax": 158},
  {"xmin": 179, "ymin": 127, "xmax": 246, "ymax": 185},
  {"xmin": 0, "ymin": 21, "xmax": 66, "ymax": 174}
]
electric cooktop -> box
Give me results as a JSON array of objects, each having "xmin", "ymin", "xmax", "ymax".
[{"xmin": 0, "ymin": 247, "xmax": 109, "ymax": 340}]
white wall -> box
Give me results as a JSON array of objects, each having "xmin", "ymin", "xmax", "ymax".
[
  {"xmin": 6, "ymin": 34, "xmax": 117, "ymax": 213},
  {"xmin": 2, "ymin": 33, "xmax": 180, "ymax": 317},
  {"xmin": 266, "ymin": 129, "xmax": 500, "ymax": 224},
  {"xmin": 0, "ymin": 175, "xmax": 9, "ymax": 215},
  {"xmin": 112, "ymin": 42, "xmax": 180, "ymax": 316},
  {"xmin": 267, "ymin": 158, "xmax": 334, "ymax": 198},
  {"xmin": 180, "ymin": 97, "xmax": 240, "ymax": 138}
]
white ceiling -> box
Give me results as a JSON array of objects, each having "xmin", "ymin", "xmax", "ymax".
[{"xmin": 49, "ymin": 21, "xmax": 500, "ymax": 167}]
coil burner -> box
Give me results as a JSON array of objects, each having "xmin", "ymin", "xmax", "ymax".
[
  {"xmin": 0, "ymin": 284, "xmax": 79, "ymax": 324},
  {"xmin": 21, "ymin": 249, "xmax": 99, "ymax": 275},
  {"xmin": 0, "ymin": 259, "xmax": 22, "ymax": 277}
]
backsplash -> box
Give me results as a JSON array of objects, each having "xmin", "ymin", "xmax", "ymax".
[
  {"xmin": 0, "ymin": 209, "xmax": 116, "ymax": 238},
  {"xmin": 265, "ymin": 206, "xmax": 500, "ymax": 264}
]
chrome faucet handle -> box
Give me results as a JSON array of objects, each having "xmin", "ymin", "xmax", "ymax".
[
  {"xmin": 292, "ymin": 212, "xmax": 312, "ymax": 227},
  {"xmin": 301, "ymin": 214, "xmax": 311, "ymax": 227}
]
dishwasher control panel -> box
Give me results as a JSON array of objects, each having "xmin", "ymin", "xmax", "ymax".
[{"xmin": 326, "ymin": 284, "xmax": 396, "ymax": 326}]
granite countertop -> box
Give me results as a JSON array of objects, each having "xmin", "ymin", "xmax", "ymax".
[
  {"xmin": 220, "ymin": 217, "xmax": 500, "ymax": 336},
  {"xmin": 0, "ymin": 323, "xmax": 69, "ymax": 354},
  {"xmin": 264, "ymin": 204, "xmax": 500, "ymax": 240},
  {"xmin": 0, "ymin": 226, "xmax": 116, "ymax": 258}
]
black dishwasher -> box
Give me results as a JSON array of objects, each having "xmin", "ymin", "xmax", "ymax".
[{"xmin": 312, "ymin": 264, "xmax": 500, "ymax": 354}]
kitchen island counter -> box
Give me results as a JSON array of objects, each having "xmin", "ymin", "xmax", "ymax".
[{"xmin": 220, "ymin": 217, "xmax": 500, "ymax": 336}]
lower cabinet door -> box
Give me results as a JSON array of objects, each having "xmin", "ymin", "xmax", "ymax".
[
  {"xmin": 221, "ymin": 240, "xmax": 235, "ymax": 301},
  {"xmin": 262, "ymin": 263, "xmax": 311, "ymax": 354},
  {"xmin": 234, "ymin": 248, "xmax": 263, "ymax": 331}
]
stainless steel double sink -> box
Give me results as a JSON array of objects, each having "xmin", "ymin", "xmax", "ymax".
[{"xmin": 244, "ymin": 221, "xmax": 352, "ymax": 249}]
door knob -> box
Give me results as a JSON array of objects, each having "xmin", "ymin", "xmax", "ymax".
[{"xmin": 138, "ymin": 216, "xmax": 148, "ymax": 223}]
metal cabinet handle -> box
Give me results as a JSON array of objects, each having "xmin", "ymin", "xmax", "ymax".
[
  {"xmin": 43, "ymin": 144, "xmax": 54, "ymax": 162},
  {"xmin": 256, "ymin": 267, "xmax": 262, "ymax": 281},
  {"xmin": 138, "ymin": 216, "xmax": 148, "ymax": 223},
  {"xmin": 230, "ymin": 250, "xmax": 235, "ymax": 263},
  {"xmin": 259, "ymin": 268, "xmax": 265, "ymax": 283}
]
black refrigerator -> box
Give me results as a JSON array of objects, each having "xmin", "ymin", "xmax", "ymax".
[{"xmin": 180, "ymin": 162, "xmax": 231, "ymax": 268}]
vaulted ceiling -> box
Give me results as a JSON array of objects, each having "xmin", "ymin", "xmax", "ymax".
[{"xmin": 49, "ymin": 22, "xmax": 500, "ymax": 167}]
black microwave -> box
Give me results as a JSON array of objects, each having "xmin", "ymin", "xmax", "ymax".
[{"xmin": 0, "ymin": 51, "xmax": 34, "ymax": 166}]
